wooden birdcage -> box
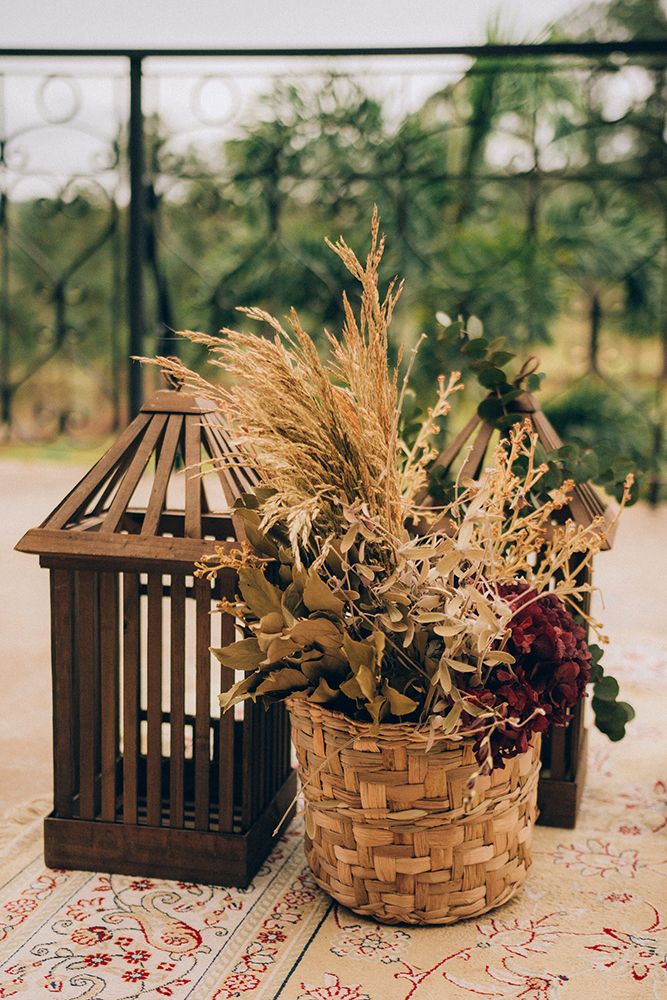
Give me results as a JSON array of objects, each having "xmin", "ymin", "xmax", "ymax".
[
  {"xmin": 16, "ymin": 387, "xmax": 296, "ymax": 886},
  {"xmin": 424, "ymin": 391, "xmax": 617, "ymax": 828}
]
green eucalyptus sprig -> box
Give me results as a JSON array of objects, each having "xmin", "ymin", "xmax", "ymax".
[
  {"xmin": 432, "ymin": 316, "xmax": 636, "ymax": 744},
  {"xmin": 587, "ymin": 642, "xmax": 635, "ymax": 742},
  {"xmin": 434, "ymin": 316, "xmax": 641, "ymax": 506}
]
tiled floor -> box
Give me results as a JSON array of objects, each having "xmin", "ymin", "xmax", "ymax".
[{"xmin": 1, "ymin": 459, "xmax": 91, "ymax": 817}]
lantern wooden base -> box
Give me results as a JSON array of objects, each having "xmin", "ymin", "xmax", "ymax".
[
  {"xmin": 537, "ymin": 699, "xmax": 588, "ymax": 829},
  {"xmin": 537, "ymin": 728, "xmax": 588, "ymax": 830},
  {"xmin": 43, "ymin": 770, "xmax": 297, "ymax": 887}
]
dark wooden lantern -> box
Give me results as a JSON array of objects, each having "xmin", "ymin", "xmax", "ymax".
[
  {"xmin": 16, "ymin": 388, "xmax": 296, "ymax": 885},
  {"xmin": 427, "ymin": 392, "xmax": 617, "ymax": 829}
]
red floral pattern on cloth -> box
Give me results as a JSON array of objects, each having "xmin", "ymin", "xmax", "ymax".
[
  {"xmin": 297, "ymin": 973, "xmax": 371, "ymax": 999},
  {"xmin": 550, "ymin": 839, "xmax": 642, "ymax": 878},
  {"xmin": 329, "ymin": 923, "xmax": 410, "ymax": 965},
  {"xmin": 211, "ymin": 870, "xmax": 319, "ymax": 999},
  {"xmin": 586, "ymin": 927, "xmax": 667, "ymax": 982},
  {"xmin": 0, "ymin": 873, "xmax": 68, "ymax": 945},
  {"xmin": 0, "ymin": 826, "xmax": 321, "ymax": 999},
  {"xmin": 619, "ymin": 780, "xmax": 667, "ymax": 833}
]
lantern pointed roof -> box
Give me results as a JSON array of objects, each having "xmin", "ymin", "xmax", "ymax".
[
  {"xmin": 423, "ymin": 391, "xmax": 617, "ymax": 550},
  {"xmin": 16, "ymin": 388, "xmax": 259, "ymax": 572}
]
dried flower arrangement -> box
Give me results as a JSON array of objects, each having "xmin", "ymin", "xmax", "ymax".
[{"xmin": 150, "ymin": 212, "xmax": 632, "ymax": 781}]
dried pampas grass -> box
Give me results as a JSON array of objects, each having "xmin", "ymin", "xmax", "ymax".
[{"xmin": 144, "ymin": 209, "xmax": 457, "ymax": 556}]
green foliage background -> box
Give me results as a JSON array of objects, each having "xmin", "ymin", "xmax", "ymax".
[{"xmin": 2, "ymin": 0, "xmax": 667, "ymax": 498}]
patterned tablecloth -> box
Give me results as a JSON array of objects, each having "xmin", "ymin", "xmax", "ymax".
[{"xmin": 0, "ymin": 641, "xmax": 664, "ymax": 1000}]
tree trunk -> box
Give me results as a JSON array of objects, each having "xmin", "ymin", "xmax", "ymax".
[
  {"xmin": 661, "ymin": 239, "xmax": 667, "ymax": 382},
  {"xmin": 0, "ymin": 191, "xmax": 10, "ymax": 433},
  {"xmin": 455, "ymin": 70, "xmax": 496, "ymax": 227},
  {"xmin": 648, "ymin": 416, "xmax": 663, "ymax": 507},
  {"xmin": 589, "ymin": 292, "xmax": 601, "ymax": 375}
]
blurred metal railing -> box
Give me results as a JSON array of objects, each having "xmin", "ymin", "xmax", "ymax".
[{"xmin": 0, "ymin": 41, "xmax": 666, "ymax": 462}]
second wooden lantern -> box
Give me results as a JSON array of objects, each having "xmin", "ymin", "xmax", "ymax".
[{"xmin": 425, "ymin": 391, "xmax": 617, "ymax": 828}]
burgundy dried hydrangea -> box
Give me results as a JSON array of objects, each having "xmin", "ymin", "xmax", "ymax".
[{"xmin": 469, "ymin": 584, "xmax": 592, "ymax": 768}]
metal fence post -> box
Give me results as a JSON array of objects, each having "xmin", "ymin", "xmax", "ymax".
[
  {"xmin": 0, "ymin": 189, "xmax": 10, "ymax": 431},
  {"xmin": 128, "ymin": 55, "xmax": 145, "ymax": 419}
]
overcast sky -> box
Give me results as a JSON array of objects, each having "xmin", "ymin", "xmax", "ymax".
[
  {"xmin": 3, "ymin": 0, "xmax": 663, "ymax": 202},
  {"xmin": 2, "ymin": 0, "xmax": 592, "ymax": 50}
]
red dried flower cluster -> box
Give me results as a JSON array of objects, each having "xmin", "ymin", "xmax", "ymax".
[{"xmin": 470, "ymin": 585, "xmax": 592, "ymax": 767}]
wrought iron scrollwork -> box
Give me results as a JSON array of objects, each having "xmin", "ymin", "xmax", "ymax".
[{"xmin": 0, "ymin": 43, "xmax": 664, "ymax": 499}]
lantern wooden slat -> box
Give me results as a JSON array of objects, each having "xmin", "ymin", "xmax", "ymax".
[
  {"xmin": 194, "ymin": 575, "xmax": 211, "ymax": 831},
  {"xmin": 185, "ymin": 415, "xmax": 204, "ymax": 538},
  {"xmin": 203, "ymin": 420, "xmax": 259, "ymax": 502},
  {"xmin": 17, "ymin": 387, "xmax": 295, "ymax": 885},
  {"xmin": 218, "ymin": 575, "xmax": 236, "ymax": 833},
  {"xmin": 424, "ymin": 390, "xmax": 616, "ymax": 828},
  {"xmin": 460, "ymin": 419, "xmax": 494, "ymax": 480},
  {"xmin": 169, "ymin": 573, "xmax": 186, "ymax": 830},
  {"xmin": 255, "ymin": 705, "xmax": 265, "ymax": 823},
  {"xmin": 146, "ymin": 573, "xmax": 163, "ymax": 828},
  {"xmin": 142, "ymin": 413, "xmax": 182, "ymax": 536},
  {"xmin": 123, "ymin": 572, "xmax": 140, "ymax": 827},
  {"xmin": 92, "ymin": 452, "xmax": 138, "ymax": 522},
  {"xmin": 241, "ymin": 702, "xmax": 254, "ymax": 831},
  {"xmin": 77, "ymin": 570, "xmax": 98, "ymax": 821},
  {"xmin": 50, "ymin": 569, "xmax": 75, "ymax": 818},
  {"xmin": 99, "ymin": 571, "xmax": 118, "ymax": 823},
  {"xmin": 431, "ymin": 412, "xmax": 479, "ymax": 471},
  {"xmin": 548, "ymin": 726, "xmax": 567, "ymax": 781},
  {"xmin": 102, "ymin": 415, "xmax": 168, "ymax": 534},
  {"xmin": 47, "ymin": 413, "xmax": 152, "ymax": 531}
]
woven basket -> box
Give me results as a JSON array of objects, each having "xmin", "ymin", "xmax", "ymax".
[{"xmin": 287, "ymin": 698, "xmax": 541, "ymax": 925}]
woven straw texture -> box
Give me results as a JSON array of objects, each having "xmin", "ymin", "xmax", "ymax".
[{"xmin": 287, "ymin": 699, "xmax": 541, "ymax": 925}]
